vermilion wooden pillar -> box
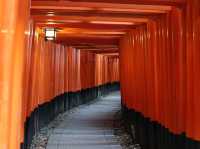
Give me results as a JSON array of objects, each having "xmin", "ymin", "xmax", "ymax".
[
  {"xmin": 186, "ymin": 0, "xmax": 200, "ymax": 141},
  {"xmin": 119, "ymin": 3, "xmax": 187, "ymax": 141},
  {"xmin": 0, "ymin": 0, "xmax": 30, "ymax": 149}
]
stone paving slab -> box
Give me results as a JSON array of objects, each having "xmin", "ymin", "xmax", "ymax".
[
  {"xmin": 47, "ymin": 92, "xmax": 122, "ymax": 149},
  {"xmin": 47, "ymin": 144, "xmax": 122, "ymax": 149},
  {"xmin": 53, "ymin": 129, "xmax": 115, "ymax": 135}
]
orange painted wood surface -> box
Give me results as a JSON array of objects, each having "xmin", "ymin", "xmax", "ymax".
[
  {"xmin": 0, "ymin": 9, "xmax": 119, "ymax": 149},
  {"xmin": 24, "ymin": 32, "xmax": 120, "ymax": 117},
  {"xmin": 120, "ymin": 0, "xmax": 200, "ymax": 142},
  {"xmin": 1, "ymin": 0, "xmax": 200, "ymax": 148},
  {"xmin": 0, "ymin": 0, "xmax": 30, "ymax": 149}
]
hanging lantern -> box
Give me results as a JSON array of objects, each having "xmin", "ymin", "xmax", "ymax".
[{"xmin": 45, "ymin": 28, "xmax": 56, "ymax": 41}]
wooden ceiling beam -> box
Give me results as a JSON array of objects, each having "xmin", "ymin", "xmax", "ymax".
[
  {"xmin": 32, "ymin": 15, "xmax": 149, "ymax": 23},
  {"xmin": 56, "ymin": 37, "xmax": 119, "ymax": 45},
  {"xmin": 100, "ymin": 53, "xmax": 119, "ymax": 56},
  {"xmin": 93, "ymin": 50, "xmax": 119, "ymax": 54},
  {"xmin": 31, "ymin": 10, "xmax": 158, "ymax": 18},
  {"xmin": 31, "ymin": 1, "xmax": 172, "ymax": 11},
  {"xmin": 31, "ymin": 0, "xmax": 184, "ymax": 47},
  {"xmin": 57, "ymin": 34, "xmax": 121, "ymax": 39},
  {"xmin": 59, "ymin": 0, "xmax": 185, "ymax": 6},
  {"xmin": 36, "ymin": 22, "xmax": 138, "ymax": 30},
  {"xmin": 75, "ymin": 45, "xmax": 118, "ymax": 49},
  {"xmin": 56, "ymin": 28, "xmax": 127, "ymax": 34}
]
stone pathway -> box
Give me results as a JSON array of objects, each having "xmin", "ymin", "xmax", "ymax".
[{"xmin": 46, "ymin": 92, "xmax": 122, "ymax": 149}]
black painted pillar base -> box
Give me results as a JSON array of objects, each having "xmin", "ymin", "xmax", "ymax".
[{"xmin": 122, "ymin": 104, "xmax": 200, "ymax": 149}]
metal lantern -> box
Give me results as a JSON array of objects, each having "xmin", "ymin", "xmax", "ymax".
[{"xmin": 45, "ymin": 28, "xmax": 56, "ymax": 41}]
